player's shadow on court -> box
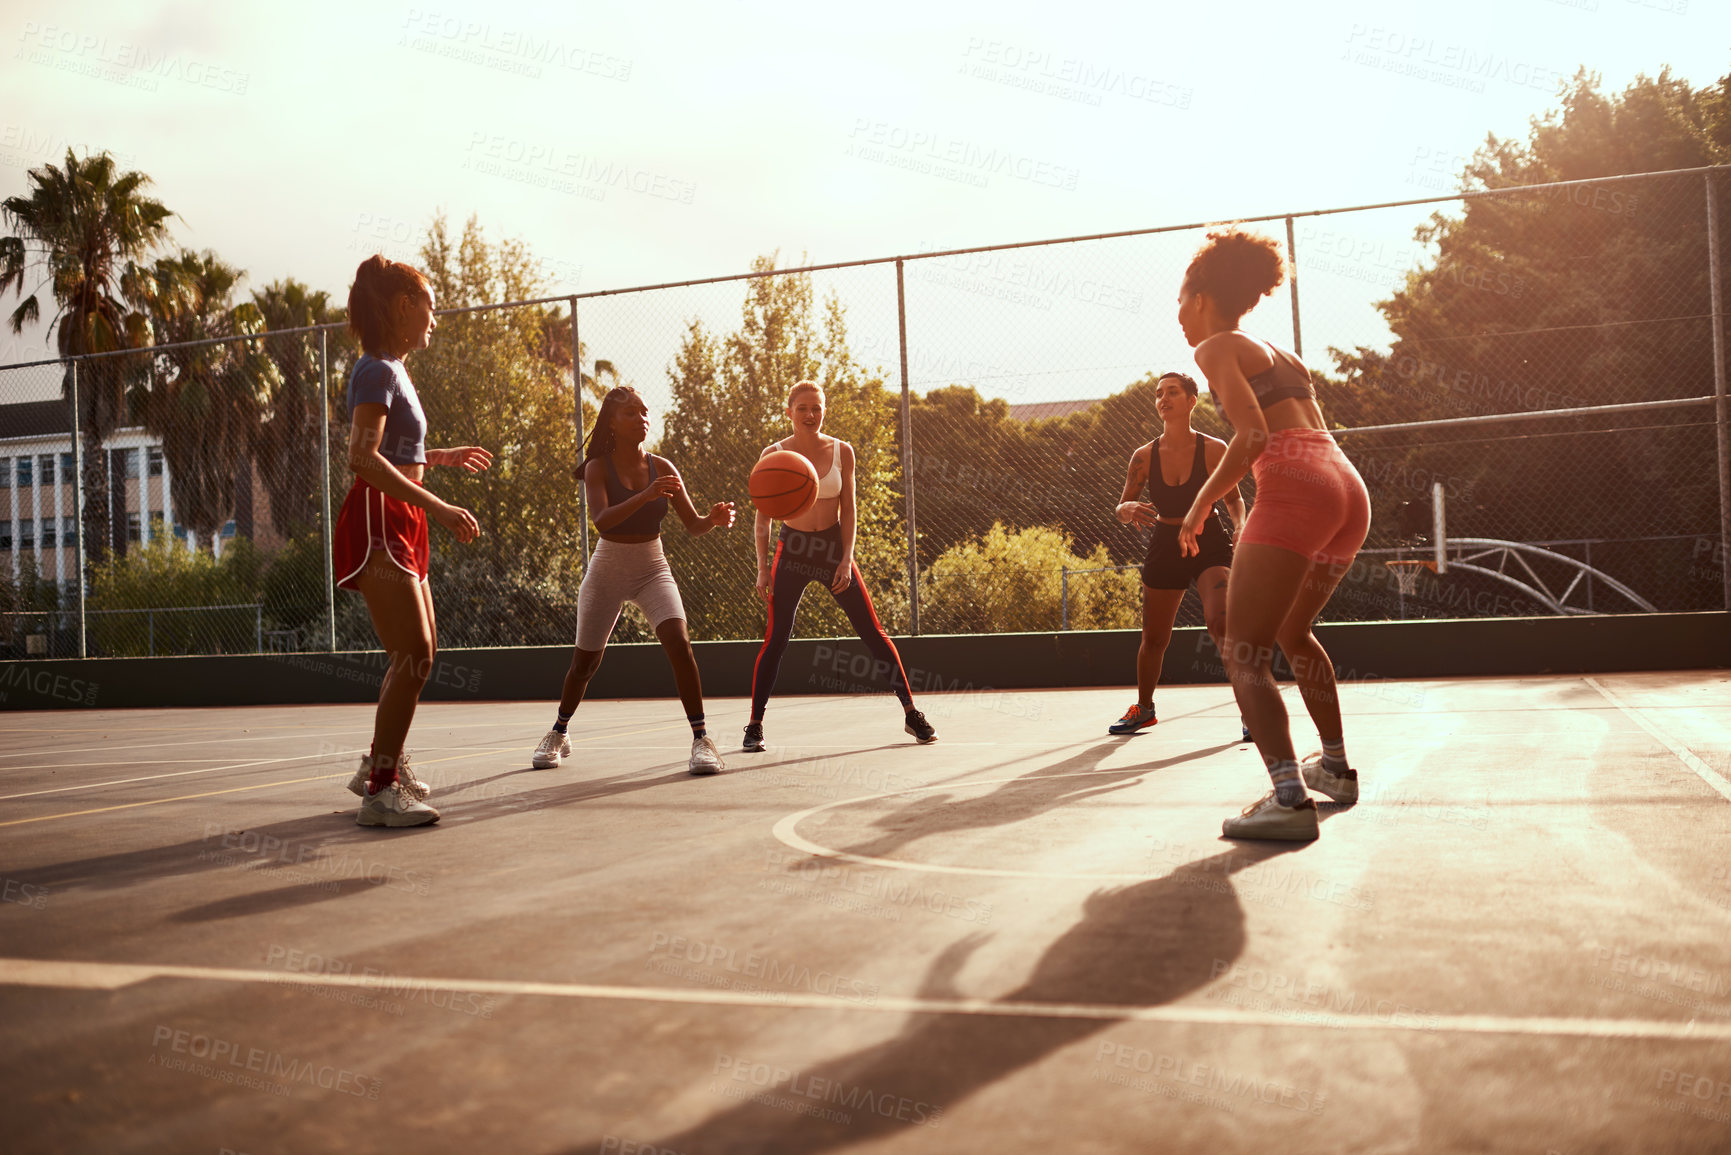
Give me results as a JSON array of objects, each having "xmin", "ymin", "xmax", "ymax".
[
  {"xmin": 572, "ymin": 839, "xmax": 1313, "ymax": 1155},
  {"xmin": 833, "ymin": 740, "xmax": 1237, "ymax": 862}
]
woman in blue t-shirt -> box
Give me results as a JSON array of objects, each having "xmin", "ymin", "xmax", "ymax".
[{"xmin": 336, "ymin": 255, "xmax": 492, "ymax": 828}]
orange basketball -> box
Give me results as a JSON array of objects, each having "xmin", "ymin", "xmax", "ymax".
[{"xmin": 749, "ymin": 449, "xmax": 820, "ymax": 520}]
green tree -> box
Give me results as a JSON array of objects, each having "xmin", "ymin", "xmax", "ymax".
[
  {"xmin": 919, "ymin": 522, "xmax": 1139, "ymax": 634},
  {"xmin": 0, "ymin": 150, "xmax": 176, "ymax": 563},
  {"xmin": 659, "ymin": 255, "xmax": 906, "ymax": 641},
  {"xmin": 0, "ymin": 551, "xmax": 65, "ymax": 657},
  {"xmin": 129, "ymin": 249, "xmax": 276, "ymax": 551},
  {"xmin": 86, "ymin": 535, "xmax": 264, "ymax": 655},
  {"xmin": 1321, "ymin": 67, "xmax": 1730, "ymax": 610},
  {"xmin": 407, "ymin": 213, "xmax": 591, "ymax": 645},
  {"xmin": 252, "ymin": 279, "xmax": 342, "ymax": 538}
]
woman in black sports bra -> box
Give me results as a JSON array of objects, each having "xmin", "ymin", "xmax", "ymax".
[{"xmin": 1108, "ymin": 371, "xmax": 1246, "ymax": 736}]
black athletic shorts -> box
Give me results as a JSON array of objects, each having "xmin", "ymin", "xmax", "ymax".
[{"xmin": 1140, "ymin": 517, "xmax": 1233, "ymax": 590}]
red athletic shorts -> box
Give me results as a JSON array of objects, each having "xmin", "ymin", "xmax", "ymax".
[
  {"xmin": 333, "ymin": 478, "xmax": 429, "ymax": 592},
  {"xmin": 1238, "ymin": 429, "xmax": 1371, "ymax": 568}
]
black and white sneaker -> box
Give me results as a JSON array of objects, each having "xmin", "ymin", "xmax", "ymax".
[
  {"xmin": 904, "ymin": 709, "xmax": 938, "ymax": 744},
  {"xmin": 742, "ymin": 721, "xmax": 766, "ymax": 753}
]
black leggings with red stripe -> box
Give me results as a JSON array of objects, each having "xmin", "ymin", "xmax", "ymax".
[{"xmin": 751, "ymin": 522, "xmax": 912, "ymax": 720}]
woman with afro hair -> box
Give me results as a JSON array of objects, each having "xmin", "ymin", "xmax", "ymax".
[{"xmin": 1174, "ymin": 227, "xmax": 1370, "ymax": 841}]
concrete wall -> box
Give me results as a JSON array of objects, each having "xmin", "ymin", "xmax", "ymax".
[{"xmin": 1, "ymin": 612, "xmax": 1725, "ymax": 711}]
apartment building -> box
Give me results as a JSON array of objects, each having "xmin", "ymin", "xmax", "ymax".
[{"xmin": 0, "ymin": 398, "xmax": 224, "ymax": 585}]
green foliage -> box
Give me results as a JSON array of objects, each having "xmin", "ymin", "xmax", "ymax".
[
  {"xmin": 409, "ymin": 214, "xmax": 591, "ymax": 645},
  {"xmin": 130, "ymin": 248, "xmax": 279, "ymax": 545},
  {"xmin": 908, "ymin": 377, "xmax": 1237, "ymax": 574},
  {"xmin": 1321, "ymin": 68, "xmax": 1725, "ymax": 590},
  {"xmin": 658, "ymin": 254, "xmax": 907, "ymax": 641},
  {"xmin": 87, "ymin": 536, "xmax": 265, "ymax": 655},
  {"xmin": 918, "ymin": 522, "xmax": 1139, "ymax": 635},
  {"xmin": 0, "ymin": 553, "xmax": 66, "ymax": 658},
  {"xmin": 252, "ymin": 279, "xmax": 342, "ymax": 538},
  {"xmin": 1, "ymin": 149, "xmax": 176, "ymax": 564}
]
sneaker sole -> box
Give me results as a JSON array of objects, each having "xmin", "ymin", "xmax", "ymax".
[
  {"xmin": 904, "ymin": 726, "xmax": 937, "ymax": 743},
  {"xmin": 688, "ymin": 764, "xmax": 723, "ymax": 776},
  {"xmin": 531, "ymin": 755, "xmax": 562, "ymax": 770},
  {"xmin": 1301, "ymin": 763, "xmax": 1359, "ymax": 803},
  {"xmin": 742, "ymin": 742, "xmax": 765, "ymax": 753},
  {"xmin": 356, "ymin": 808, "xmax": 440, "ymax": 828},
  {"xmin": 1221, "ymin": 820, "xmax": 1319, "ymax": 842},
  {"xmin": 1108, "ymin": 720, "xmax": 1157, "ymax": 735}
]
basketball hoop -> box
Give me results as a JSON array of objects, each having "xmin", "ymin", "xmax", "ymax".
[{"xmin": 1385, "ymin": 559, "xmax": 1437, "ymax": 596}]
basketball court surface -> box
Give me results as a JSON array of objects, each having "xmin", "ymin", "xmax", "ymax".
[{"xmin": 3, "ymin": 670, "xmax": 1730, "ymax": 1153}]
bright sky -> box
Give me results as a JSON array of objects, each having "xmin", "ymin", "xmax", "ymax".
[{"xmin": 1, "ymin": 0, "xmax": 1724, "ymax": 416}]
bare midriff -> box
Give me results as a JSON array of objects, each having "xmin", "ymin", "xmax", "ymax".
[{"xmin": 782, "ymin": 442, "xmax": 839, "ymax": 534}]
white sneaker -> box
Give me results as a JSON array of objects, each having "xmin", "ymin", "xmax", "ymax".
[
  {"xmin": 356, "ymin": 781, "xmax": 441, "ymax": 827},
  {"xmin": 1300, "ymin": 754, "xmax": 1359, "ymax": 803},
  {"xmin": 1222, "ymin": 792, "xmax": 1319, "ymax": 841},
  {"xmin": 532, "ymin": 729, "xmax": 571, "ymax": 770},
  {"xmin": 688, "ymin": 735, "xmax": 725, "ymax": 776},
  {"xmin": 346, "ymin": 753, "xmax": 431, "ymax": 801}
]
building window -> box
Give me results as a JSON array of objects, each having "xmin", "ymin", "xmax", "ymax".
[
  {"xmin": 147, "ymin": 514, "xmax": 164, "ymax": 539},
  {"xmin": 63, "ymin": 516, "xmax": 75, "ymax": 544},
  {"xmin": 0, "ymin": 457, "xmax": 9, "ymax": 488},
  {"xmin": 173, "ymin": 523, "xmax": 189, "ymax": 541},
  {"xmin": 18, "ymin": 518, "xmax": 33, "ymax": 549},
  {"xmin": 126, "ymin": 512, "xmax": 141, "ymax": 542},
  {"xmin": 15, "ymin": 457, "xmax": 32, "ymax": 488},
  {"xmin": 37, "ymin": 454, "xmax": 55, "ymax": 486},
  {"xmin": 0, "ymin": 520, "xmax": 10, "ymax": 549},
  {"xmin": 60, "ymin": 453, "xmax": 74, "ymax": 481},
  {"xmin": 220, "ymin": 519, "xmax": 237, "ymax": 539},
  {"xmin": 147, "ymin": 446, "xmax": 164, "ymax": 477},
  {"xmin": 110, "ymin": 447, "xmax": 139, "ymax": 480},
  {"xmin": 40, "ymin": 520, "xmax": 55, "ymax": 548}
]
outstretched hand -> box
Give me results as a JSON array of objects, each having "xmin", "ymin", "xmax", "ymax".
[
  {"xmin": 707, "ymin": 501, "xmax": 736, "ymax": 529},
  {"xmin": 431, "ymin": 446, "xmax": 494, "ymax": 473}
]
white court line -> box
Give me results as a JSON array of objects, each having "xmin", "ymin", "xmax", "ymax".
[
  {"xmin": 0, "ymin": 750, "xmax": 366, "ymax": 801},
  {"xmin": 1585, "ymin": 678, "xmax": 1731, "ymax": 804},
  {"xmin": 0, "ymin": 718, "xmax": 597, "ymax": 762},
  {"xmin": 1, "ymin": 957, "xmax": 1726, "ymax": 1042},
  {"xmin": 771, "ymin": 769, "xmax": 1163, "ymax": 880}
]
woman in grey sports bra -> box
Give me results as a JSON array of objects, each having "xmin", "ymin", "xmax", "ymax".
[{"xmin": 529, "ymin": 386, "xmax": 737, "ymax": 777}]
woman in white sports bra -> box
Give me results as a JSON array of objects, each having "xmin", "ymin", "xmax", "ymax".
[{"xmin": 744, "ymin": 381, "xmax": 937, "ymax": 752}]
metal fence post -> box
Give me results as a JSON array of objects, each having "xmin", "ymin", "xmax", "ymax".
[
  {"xmin": 1709, "ymin": 170, "xmax": 1731, "ymax": 611},
  {"xmin": 1285, "ymin": 215, "xmax": 1303, "ymax": 358},
  {"xmin": 319, "ymin": 329, "xmax": 336, "ymax": 651},
  {"xmin": 69, "ymin": 359, "xmax": 86, "ymax": 658},
  {"xmin": 571, "ymin": 296, "xmax": 589, "ymax": 564},
  {"xmin": 896, "ymin": 258, "xmax": 919, "ymax": 634}
]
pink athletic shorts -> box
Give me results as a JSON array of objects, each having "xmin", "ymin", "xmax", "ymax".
[{"xmin": 1237, "ymin": 429, "xmax": 1370, "ymax": 568}]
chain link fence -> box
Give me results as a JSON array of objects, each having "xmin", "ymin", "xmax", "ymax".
[{"xmin": 1, "ymin": 166, "xmax": 1726, "ymax": 659}]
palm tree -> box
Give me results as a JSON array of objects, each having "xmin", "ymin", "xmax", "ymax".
[
  {"xmin": 252, "ymin": 279, "xmax": 340, "ymax": 537},
  {"xmin": 129, "ymin": 249, "xmax": 274, "ymax": 552},
  {"xmin": 0, "ymin": 150, "xmax": 176, "ymax": 564}
]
